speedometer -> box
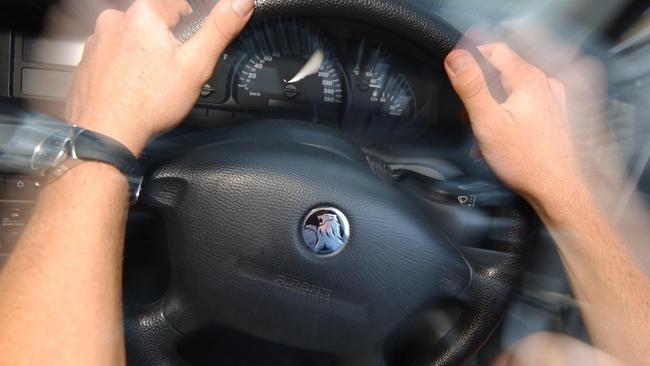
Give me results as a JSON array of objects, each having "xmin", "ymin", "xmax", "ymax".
[{"xmin": 234, "ymin": 22, "xmax": 345, "ymax": 121}]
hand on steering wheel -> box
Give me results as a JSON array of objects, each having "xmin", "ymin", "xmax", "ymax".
[
  {"xmin": 65, "ymin": 0, "xmax": 253, "ymax": 155},
  {"xmin": 445, "ymin": 42, "xmax": 580, "ymax": 208}
]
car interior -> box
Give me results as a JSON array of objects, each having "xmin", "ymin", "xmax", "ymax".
[{"xmin": 1, "ymin": 0, "xmax": 650, "ymax": 365}]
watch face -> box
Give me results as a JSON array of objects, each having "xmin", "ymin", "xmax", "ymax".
[
  {"xmin": 31, "ymin": 128, "xmax": 74, "ymax": 174},
  {"xmin": 0, "ymin": 116, "xmax": 76, "ymax": 177}
]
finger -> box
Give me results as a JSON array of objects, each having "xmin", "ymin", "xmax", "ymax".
[
  {"xmin": 179, "ymin": 0, "xmax": 254, "ymax": 74},
  {"xmin": 477, "ymin": 42, "xmax": 546, "ymax": 94},
  {"xmin": 129, "ymin": 0, "xmax": 193, "ymax": 29},
  {"xmin": 454, "ymin": 26, "xmax": 510, "ymax": 102},
  {"xmin": 444, "ymin": 49, "xmax": 501, "ymax": 121}
]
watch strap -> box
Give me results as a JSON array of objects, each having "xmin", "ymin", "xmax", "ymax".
[{"xmin": 73, "ymin": 129, "xmax": 143, "ymax": 205}]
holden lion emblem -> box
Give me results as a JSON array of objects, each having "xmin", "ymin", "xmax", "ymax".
[{"xmin": 301, "ymin": 207, "xmax": 350, "ymax": 255}]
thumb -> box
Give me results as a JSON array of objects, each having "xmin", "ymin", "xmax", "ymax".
[
  {"xmin": 179, "ymin": 0, "xmax": 253, "ymax": 72},
  {"xmin": 444, "ymin": 49, "xmax": 500, "ymax": 120}
]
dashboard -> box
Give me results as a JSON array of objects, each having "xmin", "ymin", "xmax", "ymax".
[
  {"xmin": 7, "ymin": 18, "xmax": 461, "ymax": 144},
  {"xmin": 191, "ymin": 19, "xmax": 449, "ymax": 142}
]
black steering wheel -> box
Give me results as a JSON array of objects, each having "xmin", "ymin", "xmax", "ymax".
[{"xmin": 125, "ymin": 1, "xmax": 533, "ymax": 365}]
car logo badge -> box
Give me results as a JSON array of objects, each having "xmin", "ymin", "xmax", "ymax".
[{"xmin": 301, "ymin": 207, "xmax": 350, "ymax": 255}]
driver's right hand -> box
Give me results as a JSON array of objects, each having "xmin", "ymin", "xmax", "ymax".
[{"xmin": 444, "ymin": 42, "xmax": 583, "ymax": 209}]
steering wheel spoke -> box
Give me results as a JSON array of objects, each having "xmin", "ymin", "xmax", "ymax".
[
  {"xmin": 125, "ymin": 283, "xmax": 206, "ymax": 365},
  {"xmin": 125, "ymin": 299, "xmax": 186, "ymax": 365}
]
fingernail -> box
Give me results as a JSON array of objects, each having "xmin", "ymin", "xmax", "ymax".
[
  {"xmin": 448, "ymin": 53, "xmax": 470, "ymax": 73},
  {"xmin": 232, "ymin": 0, "xmax": 254, "ymax": 17},
  {"xmin": 187, "ymin": 3, "xmax": 194, "ymax": 14}
]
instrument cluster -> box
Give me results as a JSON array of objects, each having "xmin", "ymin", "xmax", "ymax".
[{"xmin": 195, "ymin": 19, "xmax": 440, "ymax": 142}]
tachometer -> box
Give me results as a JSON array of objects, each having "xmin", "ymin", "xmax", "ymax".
[
  {"xmin": 234, "ymin": 22, "xmax": 345, "ymax": 121},
  {"xmin": 344, "ymin": 42, "xmax": 420, "ymax": 139}
]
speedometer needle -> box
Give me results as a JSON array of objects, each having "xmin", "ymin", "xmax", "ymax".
[{"xmin": 286, "ymin": 49, "xmax": 325, "ymax": 84}]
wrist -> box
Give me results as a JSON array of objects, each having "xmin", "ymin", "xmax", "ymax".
[
  {"xmin": 71, "ymin": 115, "xmax": 149, "ymax": 157},
  {"xmin": 42, "ymin": 161, "xmax": 131, "ymax": 207},
  {"xmin": 526, "ymin": 175, "xmax": 596, "ymax": 227},
  {"xmin": 49, "ymin": 160, "xmax": 129, "ymax": 190}
]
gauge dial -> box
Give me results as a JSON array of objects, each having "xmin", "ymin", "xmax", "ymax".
[
  {"xmin": 234, "ymin": 22, "xmax": 345, "ymax": 121},
  {"xmin": 344, "ymin": 42, "xmax": 419, "ymax": 138}
]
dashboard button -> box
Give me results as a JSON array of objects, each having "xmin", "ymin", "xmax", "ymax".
[{"xmin": 5, "ymin": 175, "xmax": 38, "ymax": 201}]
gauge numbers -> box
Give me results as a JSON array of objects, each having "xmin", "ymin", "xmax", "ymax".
[
  {"xmin": 344, "ymin": 41, "xmax": 419, "ymax": 138},
  {"xmin": 234, "ymin": 22, "xmax": 345, "ymax": 121}
]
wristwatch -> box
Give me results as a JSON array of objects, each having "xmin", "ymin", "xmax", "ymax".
[{"xmin": 0, "ymin": 114, "xmax": 142, "ymax": 205}]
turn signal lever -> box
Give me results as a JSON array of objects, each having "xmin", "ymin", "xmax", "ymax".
[
  {"xmin": 401, "ymin": 174, "xmax": 518, "ymax": 207},
  {"xmin": 367, "ymin": 156, "xmax": 518, "ymax": 207}
]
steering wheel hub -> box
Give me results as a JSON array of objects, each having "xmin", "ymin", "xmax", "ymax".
[{"xmin": 142, "ymin": 122, "xmax": 471, "ymax": 354}]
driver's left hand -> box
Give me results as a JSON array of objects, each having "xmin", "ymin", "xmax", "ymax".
[{"xmin": 65, "ymin": 0, "xmax": 253, "ymax": 156}]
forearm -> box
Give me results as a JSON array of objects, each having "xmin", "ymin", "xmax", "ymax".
[
  {"xmin": 0, "ymin": 162, "xmax": 129, "ymax": 366},
  {"xmin": 533, "ymin": 181, "xmax": 650, "ymax": 365}
]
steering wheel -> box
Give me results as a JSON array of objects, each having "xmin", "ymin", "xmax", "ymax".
[{"xmin": 125, "ymin": 1, "xmax": 533, "ymax": 365}]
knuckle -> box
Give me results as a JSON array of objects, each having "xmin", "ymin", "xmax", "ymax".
[
  {"xmin": 175, "ymin": 0, "xmax": 191, "ymax": 10},
  {"xmin": 129, "ymin": 0, "xmax": 153, "ymax": 16},
  {"xmin": 96, "ymin": 9, "xmax": 120, "ymax": 31},
  {"xmin": 490, "ymin": 42, "xmax": 511, "ymax": 56},
  {"xmin": 208, "ymin": 17, "xmax": 237, "ymax": 43},
  {"xmin": 96, "ymin": 10, "xmax": 110, "ymax": 26},
  {"xmin": 459, "ymin": 73, "xmax": 486, "ymax": 99},
  {"xmin": 526, "ymin": 67, "xmax": 548, "ymax": 84},
  {"xmin": 126, "ymin": 0, "xmax": 160, "ymax": 27},
  {"xmin": 492, "ymin": 42, "xmax": 509, "ymax": 51}
]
